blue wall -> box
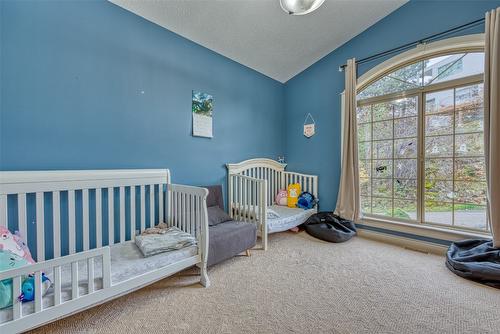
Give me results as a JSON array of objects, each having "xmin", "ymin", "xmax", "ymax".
[
  {"xmin": 284, "ymin": 0, "xmax": 500, "ymax": 211},
  {"xmin": 0, "ymin": 0, "xmax": 285, "ymax": 188}
]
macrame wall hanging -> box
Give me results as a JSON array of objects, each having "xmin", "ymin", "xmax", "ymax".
[{"xmin": 303, "ymin": 113, "xmax": 316, "ymax": 138}]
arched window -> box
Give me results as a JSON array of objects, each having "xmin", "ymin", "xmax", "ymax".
[{"xmin": 356, "ymin": 37, "xmax": 487, "ymax": 233}]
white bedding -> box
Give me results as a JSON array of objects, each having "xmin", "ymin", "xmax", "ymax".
[
  {"xmin": 232, "ymin": 204, "xmax": 316, "ymax": 233},
  {"xmin": 0, "ymin": 242, "xmax": 198, "ymax": 323},
  {"xmin": 266, "ymin": 205, "xmax": 316, "ymax": 233}
]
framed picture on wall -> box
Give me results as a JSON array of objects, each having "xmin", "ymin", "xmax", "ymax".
[{"xmin": 192, "ymin": 91, "xmax": 213, "ymax": 138}]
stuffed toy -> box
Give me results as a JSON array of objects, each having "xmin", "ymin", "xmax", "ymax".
[
  {"xmin": 287, "ymin": 183, "xmax": 301, "ymax": 208},
  {"xmin": 275, "ymin": 189, "xmax": 288, "ymax": 206},
  {"xmin": 297, "ymin": 192, "xmax": 318, "ymax": 210},
  {"xmin": 19, "ymin": 274, "xmax": 52, "ymax": 303},
  {"xmin": 0, "ymin": 250, "xmax": 31, "ymax": 309},
  {"xmin": 0, "ymin": 226, "xmax": 35, "ymax": 264}
]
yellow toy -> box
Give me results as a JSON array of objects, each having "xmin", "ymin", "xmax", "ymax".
[{"xmin": 287, "ymin": 183, "xmax": 301, "ymax": 208}]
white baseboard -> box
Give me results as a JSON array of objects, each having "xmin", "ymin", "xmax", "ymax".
[{"xmin": 357, "ymin": 229, "xmax": 448, "ymax": 256}]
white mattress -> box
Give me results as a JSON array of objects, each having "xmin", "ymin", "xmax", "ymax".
[
  {"xmin": 267, "ymin": 205, "xmax": 316, "ymax": 233},
  {"xmin": 0, "ymin": 242, "xmax": 198, "ymax": 324}
]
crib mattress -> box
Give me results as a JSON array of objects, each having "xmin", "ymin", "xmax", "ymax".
[
  {"xmin": 0, "ymin": 242, "xmax": 198, "ymax": 324},
  {"xmin": 267, "ymin": 205, "xmax": 316, "ymax": 233}
]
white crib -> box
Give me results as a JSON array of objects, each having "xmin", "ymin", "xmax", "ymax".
[
  {"xmin": 0, "ymin": 169, "xmax": 209, "ymax": 333},
  {"xmin": 227, "ymin": 158, "xmax": 318, "ymax": 250}
]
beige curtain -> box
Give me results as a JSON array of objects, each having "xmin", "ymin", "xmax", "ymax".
[
  {"xmin": 484, "ymin": 8, "xmax": 500, "ymax": 247},
  {"xmin": 335, "ymin": 58, "xmax": 360, "ymax": 221}
]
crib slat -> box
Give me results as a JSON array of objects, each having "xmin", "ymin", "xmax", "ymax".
[
  {"xmin": 17, "ymin": 193, "xmax": 27, "ymax": 240},
  {"xmin": 96, "ymin": 188, "xmax": 102, "ymax": 248},
  {"xmin": 119, "ymin": 186, "xmax": 125, "ymax": 243},
  {"xmin": 188, "ymin": 194, "xmax": 192, "ymax": 235},
  {"xmin": 159, "ymin": 184, "xmax": 164, "ymax": 224},
  {"xmin": 176, "ymin": 191, "xmax": 180, "ymax": 228},
  {"xmin": 13, "ymin": 276, "xmax": 22, "ymax": 319},
  {"xmin": 68, "ymin": 190, "xmax": 76, "ymax": 255},
  {"xmin": 238, "ymin": 177, "xmax": 242, "ymax": 221},
  {"xmin": 54, "ymin": 266, "xmax": 62, "ymax": 305},
  {"xmin": 35, "ymin": 271, "xmax": 43, "ymax": 312},
  {"xmin": 0, "ymin": 194, "xmax": 6, "ymax": 228},
  {"xmin": 108, "ymin": 187, "xmax": 114, "ymax": 245},
  {"xmin": 130, "ymin": 186, "xmax": 136, "ymax": 240},
  {"xmin": 35, "ymin": 192, "xmax": 45, "ymax": 261},
  {"xmin": 88, "ymin": 257, "xmax": 95, "ymax": 294},
  {"xmin": 53, "ymin": 191, "xmax": 61, "ymax": 258},
  {"xmin": 82, "ymin": 189, "xmax": 89, "ymax": 251},
  {"xmin": 72, "ymin": 262, "xmax": 79, "ymax": 299},
  {"xmin": 140, "ymin": 185, "xmax": 145, "ymax": 232},
  {"xmin": 149, "ymin": 185, "xmax": 154, "ymax": 228}
]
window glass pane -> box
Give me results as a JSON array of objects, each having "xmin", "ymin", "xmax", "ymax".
[
  {"xmin": 358, "ymin": 77, "xmax": 414, "ymax": 100},
  {"xmin": 372, "ymin": 179, "xmax": 392, "ymax": 198},
  {"xmin": 455, "ymin": 133, "xmax": 484, "ymax": 156},
  {"xmin": 454, "ymin": 181, "xmax": 487, "ymax": 205},
  {"xmin": 372, "ymin": 102, "xmax": 393, "ymax": 121},
  {"xmin": 395, "ymin": 159, "xmax": 417, "ymax": 180},
  {"xmin": 394, "ymin": 179, "xmax": 417, "ymax": 200},
  {"xmin": 360, "ymin": 178, "xmax": 371, "ymax": 197},
  {"xmin": 454, "ymin": 204, "xmax": 487, "ymax": 230},
  {"xmin": 425, "ymin": 113, "xmax": 454, "ymax": 136},
  {"xmin": 425, "ymin": 89, "xmax": 453, "ymax": 114},
  {"xmin": 395, "ymin": 138, "xmax": 417, "ymax": 158},
  {"xmin": 372, "ymin": 198, "xmax": 393, "ymax": 216},
  {"xmin": 393, "ymin": 97, "xmax": 417, "ymax": 118},
  {"xmin": 394, "ymin": 200, "xmax": 417, "ymax": 220},
  {"xmin": 373, "ymin": 140, "xmax": 392, "ymax": 159},
  {"xmin": 361, "ymin": 196, "xmax": 372, "ymax": 214},
  {"xmin": 372, "ymin": 160, "xmax": 392, "ymax": 178},
  {"xmin": 456, "ymin": 83, "xmax": 484, "ymax": 134},
  {"xmin": 425, "ymin": 158, "xmax": 453, "ymax": 180},
  {"xmin": 395, "ymin": 117, "xmax": 417, "ymax": 138},
  {"xmin": 425, "ymin": 135, "xmax": 453, "ymax": 157},
  {"xmin": 424, "ymin": 201, "xmax": 453, "ymax": 225},
  {"xmin": 357, "ymin": 105, "xmax": 372, "ymax": 124},
  {"xmin": 425, "ymin": 180, "xmax": 453, "ymax": 202},
  {"xmin": 358, "ymin": 142, "xmax": 371, "ymax": 160},
  {"xmin": 359, "ymin": 160, "xmax": 371, "ymax": 178},
  {"xmin": 373, "ymin": 120, "xmax": 393, "ymax": 140},
  {"xmin": 454, "ymin": 158, "xmax": 486, "ymax": 181},
  {"xmin": 423, "ymin": 53, "xmax": 484, "ymax": 85},
  {"xmin": 358, "ymin": 123, "xmax": 371, "ymax": 142}
]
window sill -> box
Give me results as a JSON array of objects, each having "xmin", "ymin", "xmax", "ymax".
[{"xmin": 357, "ymin": 216, "xmax": 491, "ymax": 243}]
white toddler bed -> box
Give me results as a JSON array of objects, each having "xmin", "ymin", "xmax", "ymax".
[
  {"xmin": 227, "ymin": 158, "xmax": 318, "ymax": 250},
  {"xmin": 0, "ymin": 169, "xmax": 209, "ymax": 333}
]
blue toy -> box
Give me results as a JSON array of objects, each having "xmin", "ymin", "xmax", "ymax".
[
  {"xmin": 19, "ymin": 274, "xmax": 51, "ymax": 302},
  {"xmin": 297, "ymin": 192, "xmax": 318, "ymax": 210}
]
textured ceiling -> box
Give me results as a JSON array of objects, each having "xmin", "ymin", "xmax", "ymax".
[{"xmin": 110, "ymin": 0, "xmax": 408, "ymax": 83}]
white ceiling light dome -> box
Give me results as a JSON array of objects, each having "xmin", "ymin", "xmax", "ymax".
[{"xmin": 280, "ymin": 0, "xmax": 326, "ymax": 15}]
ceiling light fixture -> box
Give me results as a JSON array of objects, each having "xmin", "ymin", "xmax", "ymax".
[{"xmin": 280, "ymin": 0, "xmax": 325, "ymax": 15}]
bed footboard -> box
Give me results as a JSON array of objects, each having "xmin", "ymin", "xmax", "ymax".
[
  {"xmin": 228, "ymin": 174, "xmax": 268, "ymax": 250},
  {"xmin": 0, "ymin": 247, "xmax": 111, "ymax": 332},
  {"xmin": 167, "ymin": 184, "xmax": 210, "ymax": 286}
]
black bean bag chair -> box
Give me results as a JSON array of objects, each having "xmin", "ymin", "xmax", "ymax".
[
  {"xmin": 303, "ymin": 212, "xmax": 356, "ymax": 243},
  {"xmin": 446, "ymin": 239, "xmax": 500, "ymax": 288}
]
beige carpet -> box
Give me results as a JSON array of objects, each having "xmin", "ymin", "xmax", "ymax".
[{"xmin": 31, "ymin": 232, "xmax": 500, "ymax": 334}]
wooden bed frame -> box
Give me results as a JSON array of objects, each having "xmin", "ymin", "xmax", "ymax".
[
  {"xmin": 0, "ymin": 169, "xmax": 209, "ymax": 333},
  {"xmin": 226, "ymin": 158, "xmax": 318, "ymax": 250}
]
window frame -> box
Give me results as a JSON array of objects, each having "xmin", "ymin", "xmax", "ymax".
[{"xmin": 356, "ymin": 50, "xmax": 486, "ymax": 233}]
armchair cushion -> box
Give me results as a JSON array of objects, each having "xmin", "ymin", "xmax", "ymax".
[{"xmin": 207, "ymin": 206, "xmax": 232, "ymax": 226}]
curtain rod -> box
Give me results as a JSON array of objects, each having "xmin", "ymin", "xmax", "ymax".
[{"xmin": 338, "ymin": 17, "xmax": 485, "ymax": 72}]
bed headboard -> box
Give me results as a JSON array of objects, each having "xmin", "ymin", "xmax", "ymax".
[
  {"xmin": 227, "ymin": 158, "xmax": 286, "ymax": 206},
  {"xmin": 0, "ymin": 169, "xmax": 170, "ymax": 261},
  {"xmin": 226, "ymin": 158, "xmax": 318, "ymax": 207}
]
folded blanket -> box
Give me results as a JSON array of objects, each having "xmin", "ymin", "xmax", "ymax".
[{"xmin": 135, "ymin": 226, "xmax": 197, "ymax": 257}]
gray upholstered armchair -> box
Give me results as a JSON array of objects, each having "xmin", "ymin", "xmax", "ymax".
[{"xmin": 203, "ymin": 185, "xmax": 257, "ymax": 266}]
